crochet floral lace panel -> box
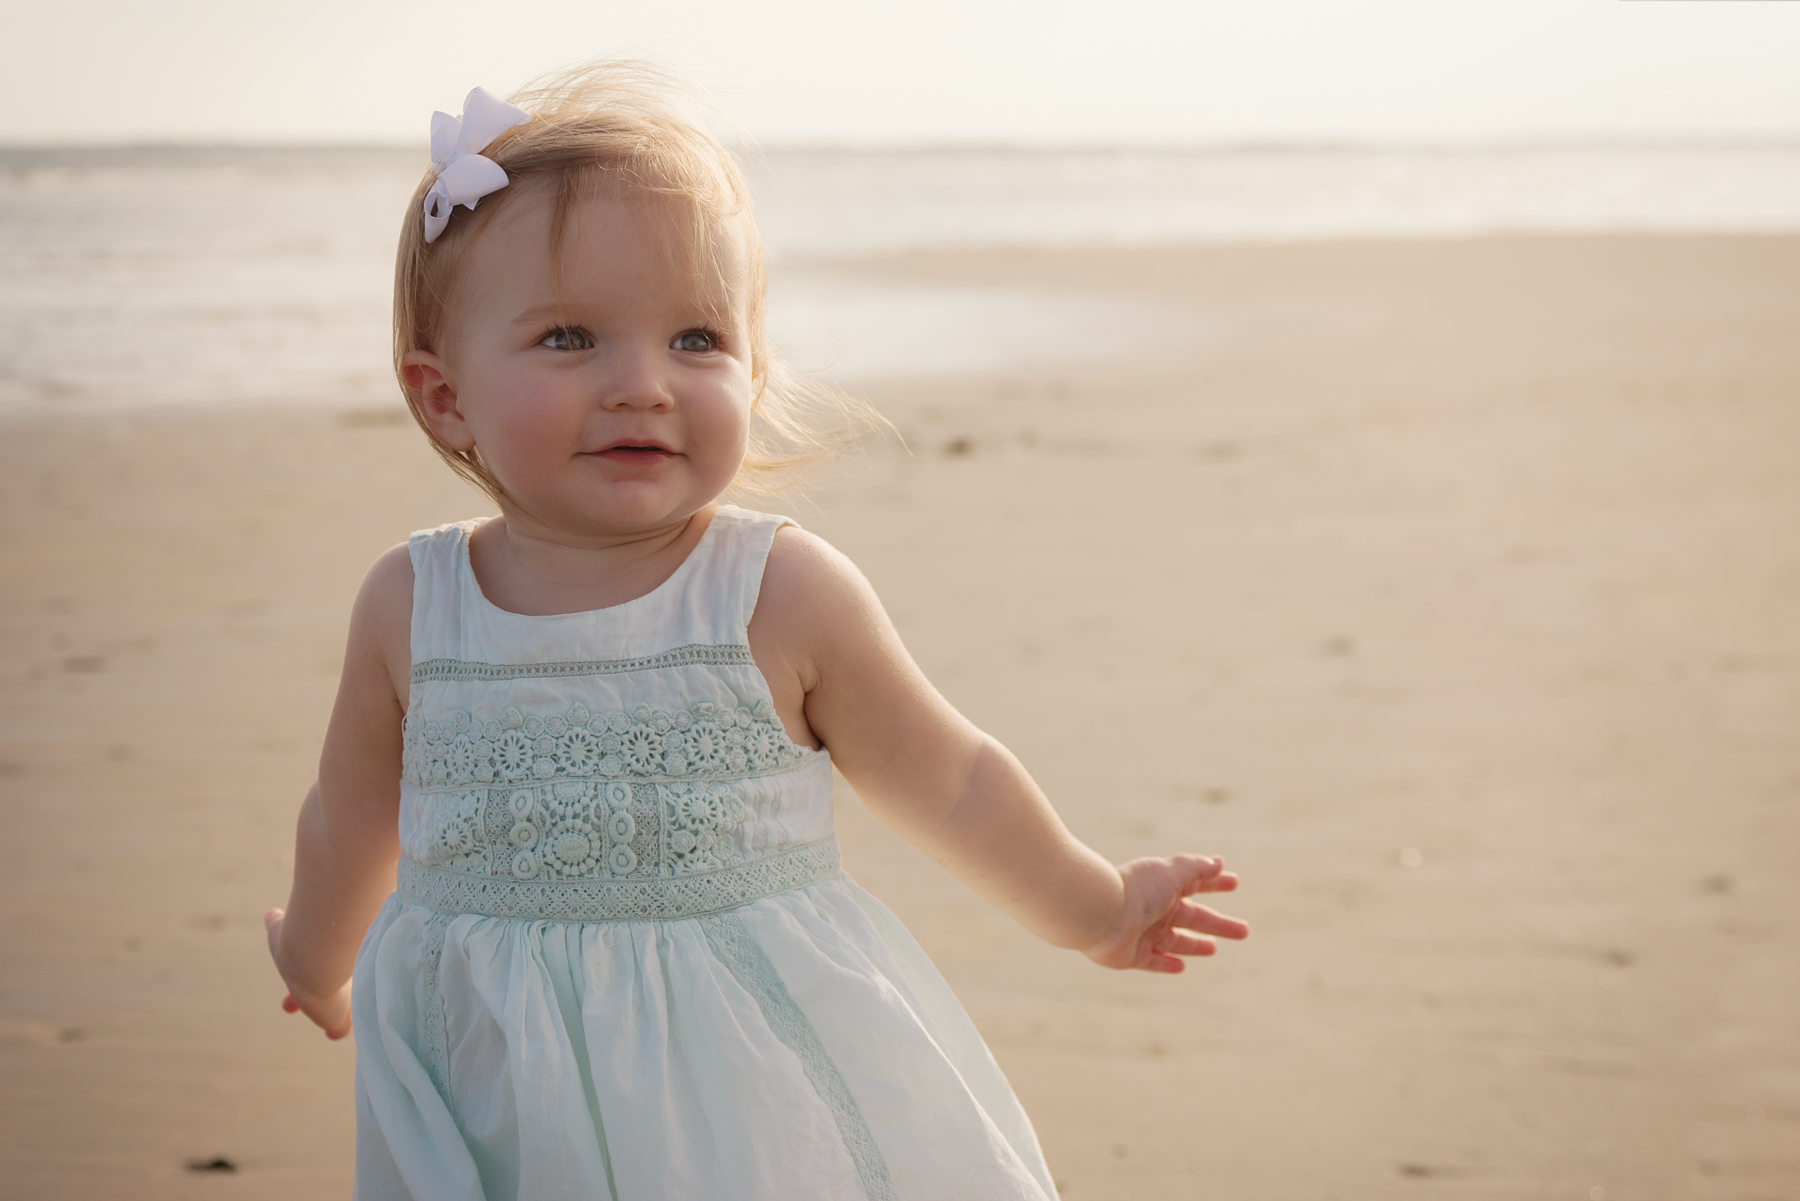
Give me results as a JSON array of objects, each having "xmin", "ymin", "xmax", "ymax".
[
  {"xmin": 399, "ymin": 839, "xmax": 841, "ymax": 922},
  {"xmin": 702, "ymin": 913, "xmax": 898, "ymax": 1201},
  {"xmin": 404, "ymin": 698, "xmax": 812, "ymax": 789},
  {"xmin": 411, "ymin": 643, "xmax": 755, "ymax": 684},
  {"xmin": 408, "ymin": 769, "xmax": 786, "ymax": 883}
]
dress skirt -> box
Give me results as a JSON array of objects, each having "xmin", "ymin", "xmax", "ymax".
[{"xmin": 351, "ymin": 874, "xmax": 1056, "ymax": 1201}]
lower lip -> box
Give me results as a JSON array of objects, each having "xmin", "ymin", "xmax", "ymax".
[{"xmin": 591, "ymin": 447, "xmax": 675, "ymax": 465}]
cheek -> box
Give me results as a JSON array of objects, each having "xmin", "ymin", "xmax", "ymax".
[
  {"xmin": 697, "ymin": 380, "xmax": 754, "ymax": 464},
  {"xmin": 471, "ymin": 375, "xmax": 581, "ymax": 465}
]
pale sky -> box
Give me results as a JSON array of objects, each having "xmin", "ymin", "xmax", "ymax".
[{"xmin": 4, "ymin": 0, "xmax": 1798, "ymax": 147}]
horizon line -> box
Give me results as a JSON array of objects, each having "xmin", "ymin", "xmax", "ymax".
[{"xmin": 5, "ymin": 134, "xmax": 1800, "ymax": 158}]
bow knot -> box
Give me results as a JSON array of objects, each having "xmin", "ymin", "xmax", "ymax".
[{"xmin": 422, "ymin": 87, "xmax": 532, "ymax": 243}]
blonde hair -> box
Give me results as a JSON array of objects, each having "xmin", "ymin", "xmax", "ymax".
[{"xmin": 393, "ymin": 61, "xmax": 874, "ymax": 500}]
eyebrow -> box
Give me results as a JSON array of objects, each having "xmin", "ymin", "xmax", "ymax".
[
  {"xmin": 509, "ymin": 298, "xmax": 738, "ymax": 330},
  {"xmin": 511, "ymin": 303, "xmax": 581, "ymax": 327}
]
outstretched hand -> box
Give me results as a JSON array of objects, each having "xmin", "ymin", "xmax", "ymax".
[
  {"xmin": 264, "ymin": 909, "xmax": 353, "ymax": 1040},
  {"xmin": 1082, "ymin": 855, "xmax": 1249, "ymax": 973}
]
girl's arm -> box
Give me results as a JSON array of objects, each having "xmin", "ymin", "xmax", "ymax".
[
  {"xmin": 751, "ymin": 529, "xmax": 1247, "ymax": 972},
  {"xmin": 264, "ymin": 545, "xmax": 414, "ymax": 1037}
]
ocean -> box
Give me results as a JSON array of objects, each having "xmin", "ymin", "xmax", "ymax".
[{"xmin": 3, "ymin": 144, "xmax": 1799, "ymax": 411}]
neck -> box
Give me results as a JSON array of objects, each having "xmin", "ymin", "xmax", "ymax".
[{"xmin": 467, "ymin": 505, "xmax": 719, "ymax": 616}]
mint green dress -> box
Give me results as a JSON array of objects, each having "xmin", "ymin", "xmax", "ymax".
[{"xmin": 351, "ymin": 506, "xmax": 1056, "ymax": 1200}]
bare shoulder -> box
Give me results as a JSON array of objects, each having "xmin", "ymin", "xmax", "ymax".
[
  {"xmin": 754, "ymin": 524, "xmax": 962, "ymax": 775},
  {"xmin": 762, "ymin": 524, "xmax": 861, "ymax": 590},
  {"xmin": 753, "ymin": 525, "xmax": 900, "ymax": 686},
  {"xmin": 346, "ymin": 542, "xmax": 415, "ymax": 705},
  {"xmin": 354, "ymin": 542, "xmax": 415, "ymax": 631},
  {"xmin": 758, "ymin": 526, "xmax": 881, "ymax": 633}
]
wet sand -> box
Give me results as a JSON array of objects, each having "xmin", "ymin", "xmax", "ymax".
[{"xmin": 2, "ymin": 234, "xmax": 1797, "ymax": 1198}]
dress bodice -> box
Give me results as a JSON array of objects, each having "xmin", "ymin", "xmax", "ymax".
[{"xmin": 395, "ymin": 506, "xmax": 838, "ymax": 921}]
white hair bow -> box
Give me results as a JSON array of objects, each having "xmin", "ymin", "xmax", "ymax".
[{"xmin": 422, "ymin": 87, "xmax": 532, "ymax": 243}]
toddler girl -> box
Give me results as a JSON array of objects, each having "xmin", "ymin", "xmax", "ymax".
[{"xmin": 265, "ymin": 63, "xmax": 1247, "ymax": 1200}]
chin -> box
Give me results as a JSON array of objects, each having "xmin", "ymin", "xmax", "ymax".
[{"xmin": 581, "ymin": 489, "xmax": 711, "ymax": 531}]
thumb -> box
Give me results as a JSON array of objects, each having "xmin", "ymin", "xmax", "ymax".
[
  {"xmin": 1175, "ymin": 855, "xmax": 1224, "ymax": 893},
  {"xmin": 265, "ymin": 909, "xmax": 286, "ymax": 963}
]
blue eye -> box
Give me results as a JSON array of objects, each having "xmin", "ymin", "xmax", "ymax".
[
  {"xmin": 672, "ymin": 330, "xmax": 717, "ymax": 353},
  {"xmin": 540, "ymin": 327, "xmax": 594, "ymax": 351}
]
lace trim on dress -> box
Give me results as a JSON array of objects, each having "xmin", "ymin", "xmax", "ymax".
[
  {"xmin": 418, "ymin": 912, "xmax": 452, "ymax": 1098},
  {"xmin": 404, "ymin": 698, "xmax": 813, "ymax": 789},
  {"xmin": 397, "ymin": 839, "xmax": 842, "ymax": 922},
  {"xmin": 701, "ymin": 913, "xmax": 898, "ymax": 1201},
  {"xmin": 411, "ymin": 643, "xmax": 755, "ymax": 684}
]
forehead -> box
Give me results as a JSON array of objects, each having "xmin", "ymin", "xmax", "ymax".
[{"xmin": 459, "ymin": 181, "xmax": 751, "ymax": 314}]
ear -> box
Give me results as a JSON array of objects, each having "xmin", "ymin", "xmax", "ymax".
[{"xmin": 402, "ymin": 350, "xmax": 475, "ymax": 452}]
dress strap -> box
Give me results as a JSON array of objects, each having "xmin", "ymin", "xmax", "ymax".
[
  {"xmin": 707, "ymin": 506, "xmax": 794, "ymax": 637},
  {"xmin": 406, "ymin": 520, "xmax": 480, "ymax": 668}
]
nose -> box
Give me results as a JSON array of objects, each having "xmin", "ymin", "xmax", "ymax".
[{"xmin": 596, "ymin": 340, "xmax": 675, "ymax": 412}]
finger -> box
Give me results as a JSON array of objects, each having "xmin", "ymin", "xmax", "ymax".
[
  {"xmin": 1173, "ymin": 857, "xmax": 1243, "ymax": 897},
  {"xmin": 1190, "ymin": 871, "xmax": 1239, "ymax": 894},
  {"xmin": 1170, "ymin": 854, "xmax": 1224, "ymax": 889},
  {"xmin": 1141, "ymin": 950, "xmax": 1187, "ymax": 974},
  {"xmin": 1173, "ymin": 901, "xmax": 1250, "ymax": 940},
  {"xmin": 1155, "ymin": 929, "xmax": 1218, "ymax": 957},
  {"xmin": 281, "ymin": 994, "xmax": 300, "ymax": 1014}
]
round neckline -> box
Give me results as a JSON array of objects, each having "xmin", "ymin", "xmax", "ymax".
[{"xmin": 457, "ymin": 507, "xmax": 732, "ymax": 621}]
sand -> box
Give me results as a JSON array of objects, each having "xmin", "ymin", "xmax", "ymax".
[{"xmin": 2, "ymin": 234, "xmax": 1796, "ymax": 1199}]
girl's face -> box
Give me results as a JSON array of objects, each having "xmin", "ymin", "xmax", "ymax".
[{"xmin": 408, "ymin": 187, "xmax": 756, "ymax": 539}]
